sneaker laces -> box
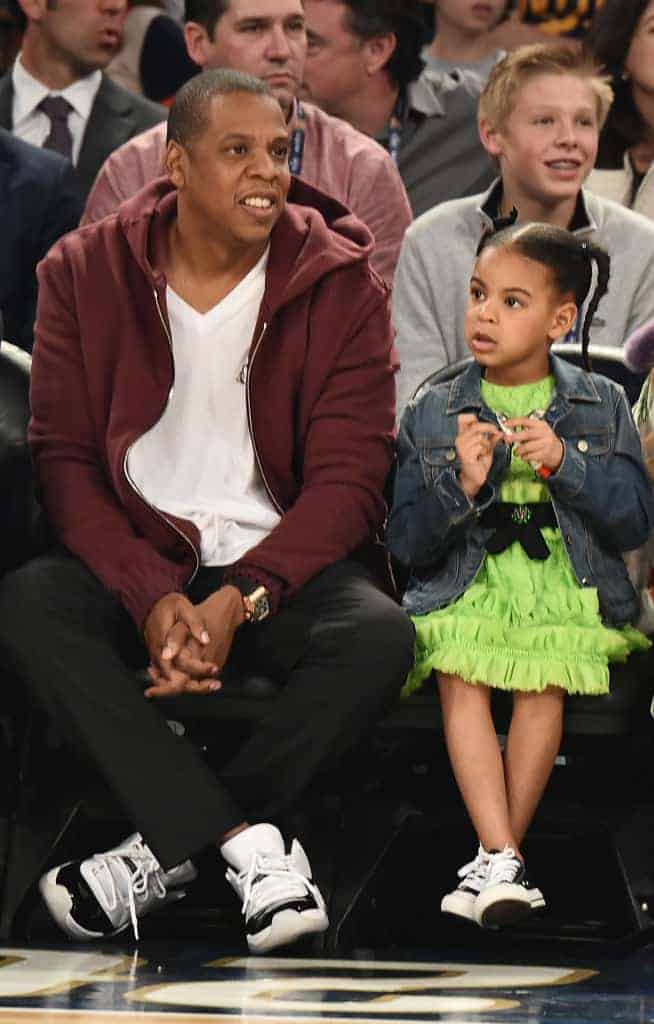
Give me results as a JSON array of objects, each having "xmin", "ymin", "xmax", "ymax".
[
  {"xmin": 457, "ymin": 848, "xmax": 489, "ymax": 891},
  {"xmin": 487, "ymin": 846, "xmax": 522, "ymax": 885},
  {"xmin": 91, "ymin": 835, "xmax": 167, "ymax": 941},
  {"xmin": 238, "ymin": 851, "xmax": 322, "ymax": 921}
]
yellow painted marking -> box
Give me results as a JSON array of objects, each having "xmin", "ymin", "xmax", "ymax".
[
  {"xmin": 204, "ymin": 957, "xmax": 598, "ymax": 987},
  {"xmin": 126, "ymin": 978, "xmax": 520, "ymax": 1014}
]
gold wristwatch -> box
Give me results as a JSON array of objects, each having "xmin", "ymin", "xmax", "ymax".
[{"xmin": 241, "ymin": 585, "xmax": 271, "ymax": 623}]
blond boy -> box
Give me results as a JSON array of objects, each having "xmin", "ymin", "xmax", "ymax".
[{"xmin": 393, "ymin": 43, "xmax": 654, "ymax": 412}]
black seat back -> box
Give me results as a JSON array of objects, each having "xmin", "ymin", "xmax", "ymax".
[{"xmin": 0, "ymin": 345, "xmax": 47, "ymax": 573}]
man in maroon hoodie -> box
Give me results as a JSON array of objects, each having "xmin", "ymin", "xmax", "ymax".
[{"xmin": 0, "ymin": 68, "xmax": 414, "ymax": 952}]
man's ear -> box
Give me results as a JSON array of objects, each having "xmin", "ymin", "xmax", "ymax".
[
  {"xmin": 548, "ymin": 300, "xmax": 578, "ymax": 342},
  {"xmin": 17, "ymin": 0, "xmax": 46, "ymax": 24},
  {"xmin": 361, "ymin": 31, "xmax": 397, "ymax": 76},
  {"xmin": 166, "ymin": 140, "xmax": 187, "ymax": 189},
  {"xmin": 184, "ymin": 21, "xmax": 212, "ymax": 67},
  {"xmin": 479, "ymin": 117, "xmax": 504, "ymax": 159}
]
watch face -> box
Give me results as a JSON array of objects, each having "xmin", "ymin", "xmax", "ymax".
[
  {"xmin": 253, "ymin": 593, "xmax": 270, "ymax": 621},
  {"xmin": 246, "ymin": 587, "xmax": 270, "ymax": 622}
]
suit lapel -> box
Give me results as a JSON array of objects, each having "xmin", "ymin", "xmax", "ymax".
[{"xmin": 76, "ymin": 74, "xmax": 134, "ymax": 196}]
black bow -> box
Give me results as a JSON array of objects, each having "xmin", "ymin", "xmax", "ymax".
[{"xmin": 482, "ymin": 503, "xmax": 556, "ymax": 561}]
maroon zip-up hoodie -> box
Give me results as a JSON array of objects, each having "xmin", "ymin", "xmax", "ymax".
[{"xmin": 31, "ymin": 176, "xmax": 397, "ymax": 628}]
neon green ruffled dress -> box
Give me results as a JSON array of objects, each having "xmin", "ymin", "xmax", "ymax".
[{"xmin": 405, "ymin": 376, "xmax": 650, "ymax": 698}]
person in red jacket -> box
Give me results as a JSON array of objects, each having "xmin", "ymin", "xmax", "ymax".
[{"xmin": 0, "ymin": 68, "xmax": 414, "ymax": 953}]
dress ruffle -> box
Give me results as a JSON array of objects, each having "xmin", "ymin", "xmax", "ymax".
[
  {"xmin": 406, "ymin": 610, "xmax": 648, "ymax": 697},
  {"xmin": 405, "ymin": 375, "xmax": 651, "ymax": 697}
]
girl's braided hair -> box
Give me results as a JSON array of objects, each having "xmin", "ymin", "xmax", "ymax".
[{"xmin": 476, "ymin": 213, "xmax": 611, "ymax": 372}]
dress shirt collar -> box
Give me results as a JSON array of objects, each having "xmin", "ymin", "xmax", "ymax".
[{"xmin": 12, "ymin": 54, "xmax": 102, "ymax": 125}]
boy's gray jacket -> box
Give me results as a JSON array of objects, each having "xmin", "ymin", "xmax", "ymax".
[
  {"xmin": 387, "ymin": 356, "xmax": 654, "ymax": 628},
  {"xmin": 393, "ymin": 179, "xmax": 654, "ymax": 412}
]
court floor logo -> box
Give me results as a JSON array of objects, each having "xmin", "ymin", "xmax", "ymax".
[{"xmin": 0, "ymin": 949, "xmax": 596, "ymax": 1021}]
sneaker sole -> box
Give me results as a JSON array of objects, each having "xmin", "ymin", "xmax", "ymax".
[
  {"xmin": 39, "ymin": 866, "xmax": 125, "ymax": 941},
  {"xmin": 476, "ymin": 883, "xmax": 544, "ymax": 929},
  {"xmin": 39, "ymin": 866, "xmax": 189, "ymax": 942},
  {"xmin": 479, "ymin": 896, "xmax": 533, "ymax": 929},
  {"xmin": 440, "ymin": 891, "xmax": 479, "ymax": 923},
  {"xmin": 247, "ymin": 907, "xmax": 329, "ymax": 954}
]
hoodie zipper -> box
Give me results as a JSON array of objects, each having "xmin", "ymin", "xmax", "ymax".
[
  {"xmin": 122, "ymin": 287, "xmax": 201, "ymax": 585},
  {"xmin": 245, "ymin": 320, "xmax": 283, "ymax": 515}
]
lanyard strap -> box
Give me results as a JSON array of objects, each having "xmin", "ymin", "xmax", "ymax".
[
  {"xmin": 387, "ymin": 92, "xmax": 406, "ymax": 167},
  {"xmin": 289, "ymin": 101, "xmax": 306, "ymax": 176},
  {"xmin": 290, "ymin": 94, "xmax": 406, "ymax": 174}
]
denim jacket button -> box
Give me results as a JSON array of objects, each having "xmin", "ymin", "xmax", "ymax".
[
  {"xmin": 577, "ymin": 439, "xmax": 589, "ymax": 452},
  {"xmin": 581, "ymin": 577, "xmax": 588, "ymax": 585},
  {"xmin": 446, "ymin": 449, "xmax": 456, "ymax": 461}
]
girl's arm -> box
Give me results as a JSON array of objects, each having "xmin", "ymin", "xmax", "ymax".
[
  {"xmin": 386, "ymin": 402, "xmax": 496, "ymax": 569},
  {"xmin": 548, "ymin": 386, "xmax": 654, "ymax": 552}
]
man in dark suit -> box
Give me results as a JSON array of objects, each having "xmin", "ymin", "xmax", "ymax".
[
  {"xmin": 0, "ymin": 126, "xmax": 82, "ymax": 350},
  {"xmin": 0, "ymin": 0, "xmax": 166, "ymax": 199}
]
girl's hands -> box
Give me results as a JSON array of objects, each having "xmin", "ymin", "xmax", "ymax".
[
  {"xmin": 504, "ymin": 417, "xmax": 564, "ymax": 473},
  {"xmin": 456, "ymin": 414, "xmax": 503, "ymax": 498}
]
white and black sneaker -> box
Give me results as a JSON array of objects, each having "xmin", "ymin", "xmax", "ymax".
[
  {"xmin": 441, "ymin": 846, "xmax": 490, "ymax": 922},
  {"xmin": 474, "ymin": 846, "xmax": 545, "ymax": 928},
  {"xmin": 39, "ymin": 833, "xmax": 198, "ymax": 941},
  {"xmin": 223, "ymin": 823, "xmax": 328, "ymax": 953}
]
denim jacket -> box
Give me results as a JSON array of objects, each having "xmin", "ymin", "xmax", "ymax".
[{"xmin": 387, "ymin": 357, "xmax": 654, "ymax": 627}]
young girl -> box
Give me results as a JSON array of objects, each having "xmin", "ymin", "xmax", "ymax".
[{"xmin": 387, "ymin": 221, "xmax": 654, "ymax": 929}]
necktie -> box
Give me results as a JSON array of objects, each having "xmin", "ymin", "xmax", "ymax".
[{"xmin": 38, "ymin": 95, "xmax": 74, "ymax": 161}]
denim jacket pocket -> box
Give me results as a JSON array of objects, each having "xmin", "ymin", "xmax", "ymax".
[
  {"xmin": 560, "ymin": 426, "xmax": 612, "ymax": 457},
  {"xmin": 420, "ymin": 442, "xmax": 459, "ymax": 486}
]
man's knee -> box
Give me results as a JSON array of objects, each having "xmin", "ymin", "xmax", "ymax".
[
  {"xmin": 0, "ymin": 556, "xmax": 58, "ymax": 629},
  {"xmin": 352, "ymin": 597, "xmax": 415, "ymax": 678},
  {"xmin": 310, "ymin": 583, "xmax": 415, "ymax": 686},
  {"xmin": 0, "ymin": 551, "xmax": 109, "ymax": 650}
]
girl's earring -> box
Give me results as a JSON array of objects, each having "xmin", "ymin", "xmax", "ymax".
[{"xmin": 621, "ymin": 70, "xmax": 630, "ymax": 82}]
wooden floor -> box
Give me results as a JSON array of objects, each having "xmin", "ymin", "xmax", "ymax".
[{"xmin": 0, "ymin": 942, "xmax": 650, "ymax": 1023}]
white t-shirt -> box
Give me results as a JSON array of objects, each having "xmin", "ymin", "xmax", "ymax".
[{"xmin": 127, "ymin": 248, "xmax": 281, "ymax": 566}]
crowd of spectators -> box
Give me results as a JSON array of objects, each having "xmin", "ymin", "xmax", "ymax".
[
  {"xmin": 393, "ymin": 41, "xmax": 654, "ymax": 410},
  {"xmin": 5, "ymin": 0, "xmax": 654, "ymax": 955},
  {"xmin": 5, "ymin": 0, "xmax": 649, "ymax": 350}
]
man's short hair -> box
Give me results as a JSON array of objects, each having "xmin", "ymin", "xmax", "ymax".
[
  {"xmin": 479, "ymin": 43, "xmax": 614, "ymax": 131},
  {"xmin": 184, "ymin": 0, "xmax": 228, "ymax": 38},
  {"xmin": 167, "ymin": 67, "xmax": 276, "ymax": 149},
  {"xmin": 341, "ymin": 0, "xmax": 425, "ymax": 90},
  {"xmin": 184, "ymin": 0, "xmax": 305, "ymax": 40}
]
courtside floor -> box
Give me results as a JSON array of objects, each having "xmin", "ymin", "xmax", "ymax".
[{"xmin": 0, "ymin": 941, "xmax": 651, "ymax": 1023}]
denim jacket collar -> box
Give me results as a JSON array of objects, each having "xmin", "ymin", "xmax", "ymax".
[{"xmin": 446, "ymin": 355, "xmax": 602, "ymax": 417}]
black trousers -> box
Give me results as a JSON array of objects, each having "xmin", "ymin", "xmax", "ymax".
[{"xmin": 0, "ymin": 550, "xmax": 415, "ymax": 869}]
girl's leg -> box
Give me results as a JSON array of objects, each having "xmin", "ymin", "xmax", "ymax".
[
  {"xmin": 438, "ymin": 672, "xmax": 519, "ymax": 852},
  {"xmin": 504, "ymin": 686, "xmax": 565, "ymax": 847}
]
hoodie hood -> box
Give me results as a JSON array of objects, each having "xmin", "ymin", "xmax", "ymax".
[{"xmin": 117, "ymin": 175, "xmax": 376, "ymax": 315}]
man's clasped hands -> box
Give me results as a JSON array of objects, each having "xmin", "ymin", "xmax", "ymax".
[{"xmin": 142, "ymin": 585, "xmax": 245, "ymax": 699}]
